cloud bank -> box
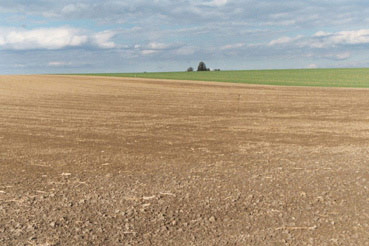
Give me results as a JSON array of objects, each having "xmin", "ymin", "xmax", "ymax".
[
  {"xmin": 0, "ymin": 27, "xmax": 117, "ymax": 50},
  {"xmin": 2, "ymin": 0, "xmax": 369, "ymax": 73},
  {"xmin": 269, "ymin": 29, "xmax": 369, "ymax": 49}
]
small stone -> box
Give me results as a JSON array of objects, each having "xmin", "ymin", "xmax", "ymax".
[
  {"xmin": 171, "ymin": 220, "xmax": 177, "ymax": 226},
  {"xmin": 331, "ymin": 238, "xmax": 338, "ymax": 244},
  {"xmin": 316, "ymin": 196, "xmax": 324, "ymax": 203},
  {"xmin": 209, "ymin": 216, "xmax": 216, "ymax": 222},
  {"xmin": 27, "ymin": 224, "xmax": 34, "ymax": 231},
  {"xmin": 158, "ymin": 213, "xmax": 165, "ymax": 220}
]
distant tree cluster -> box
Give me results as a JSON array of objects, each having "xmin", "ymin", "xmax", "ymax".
[
  {"xmin": 197, "ymin": 61, "xmax": 210, "ymax": 71},
  {"xmin": 187, "ymin": 61, "xmax": 219, "ymax": 72}
]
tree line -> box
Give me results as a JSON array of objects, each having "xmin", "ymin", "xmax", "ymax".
[{"xmin": 187, "ymin": 62, "xmax": 220, "ymax": 72}]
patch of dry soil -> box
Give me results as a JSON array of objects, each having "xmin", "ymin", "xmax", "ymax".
[{"xmin": 0, "ymin": 75, "xmax": 369, "ymax": 245}]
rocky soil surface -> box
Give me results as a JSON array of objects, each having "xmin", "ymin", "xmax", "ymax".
[{"xmin": 0, "ymin": 75, "xmax": 369, "ymax": 245}]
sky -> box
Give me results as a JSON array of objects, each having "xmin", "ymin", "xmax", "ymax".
[{"xmin": 1, "ymin": 0, "xmax": 369, "ymax": 74}]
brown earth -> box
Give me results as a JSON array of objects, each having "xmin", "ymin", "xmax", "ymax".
[{"xmin": 0, "ymin": 75, "xmax": 369, "ymax": 245}]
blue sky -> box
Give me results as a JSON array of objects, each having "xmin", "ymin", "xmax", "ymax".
[{"xmin": 1, "ymin": 0, "xmax": 369, "ymax": 74}]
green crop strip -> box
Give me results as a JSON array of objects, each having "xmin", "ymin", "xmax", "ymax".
[{"xmin": 70, "ymin": 68, "xmax": 369, "ymax": 88}]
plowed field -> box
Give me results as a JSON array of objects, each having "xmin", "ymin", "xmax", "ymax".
[{"xmin": 1, "ymin": 75, "xmax": 368, "ymax": 245}]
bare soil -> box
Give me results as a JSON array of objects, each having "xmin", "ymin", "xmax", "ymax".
[{"xmin": 0, "ymin": 75, "xmax": 369, "ymax": 245}]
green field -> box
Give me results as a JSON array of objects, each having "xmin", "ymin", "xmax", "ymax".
[{"xmin": 76, "ymin": 68, "xmax": 369, "ymax": 88}]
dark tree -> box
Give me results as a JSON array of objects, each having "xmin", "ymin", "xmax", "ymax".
[
  {"xmin": 197, "ymin": 61, "xmax": 208, "ymax": 71},
  {"xmin": 187, "ymin": 67, "xmax": 194, "ymax": 72}
]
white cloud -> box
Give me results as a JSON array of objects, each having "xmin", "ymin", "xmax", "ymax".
[
  {"xmin": 203, "ymin": 0, "xmax": 228, "ymax": 7},
  {"xmin": 221, "ymin": 43, "xmax": 245, "ymax": 50},
  {"xmin": 61, "ymin": 4, "xmax": 77, "ymax": 14},
  {"xmin": 330, "ymin": 29, "xmax": 369, "ymax": 45},
  {"xmin": 0, "ymin": 27, "xmax": 87, "ymax": 50},
  {"xmin": 305, "ymin": 30, "xmax": 369, "ymax": 48},
  {"xmin": 136, "ymin": 42, "xmax": 183, "ymax": 56},
  {"xmin": 0, "ymin": 27, "xmax": 117, "ymax": 50},
  {"xmin": 269, "ymin": 29, "xmax": 369, "ymax": 49},
  {"xmin": 48, "ymin": 61, "xmax": 72, "ymax": 67},
  {"xmin": 61, "ymin": 4, "xmax": 88, "ymax": 15},
  {"xmin": 269, "ymin": 37, "xmax": 291, "ymax": 46},
  {"xmin": 141, "ymin": 50, "xmax": 158, "ymax": 55},
  {"xmin": 268, "ymin": 36, "xmax": 302, "ymax": 46},
  {"xmin": 147, "ymin": 42, "xmax": 170, "ymax": 50},
  {"xmin": 314, "ymin": 31, "xmax": 329, "ymax": 37},
  {"xmin": 92, "ymin": 30, "xmax": 117, "ymax": 49}
]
